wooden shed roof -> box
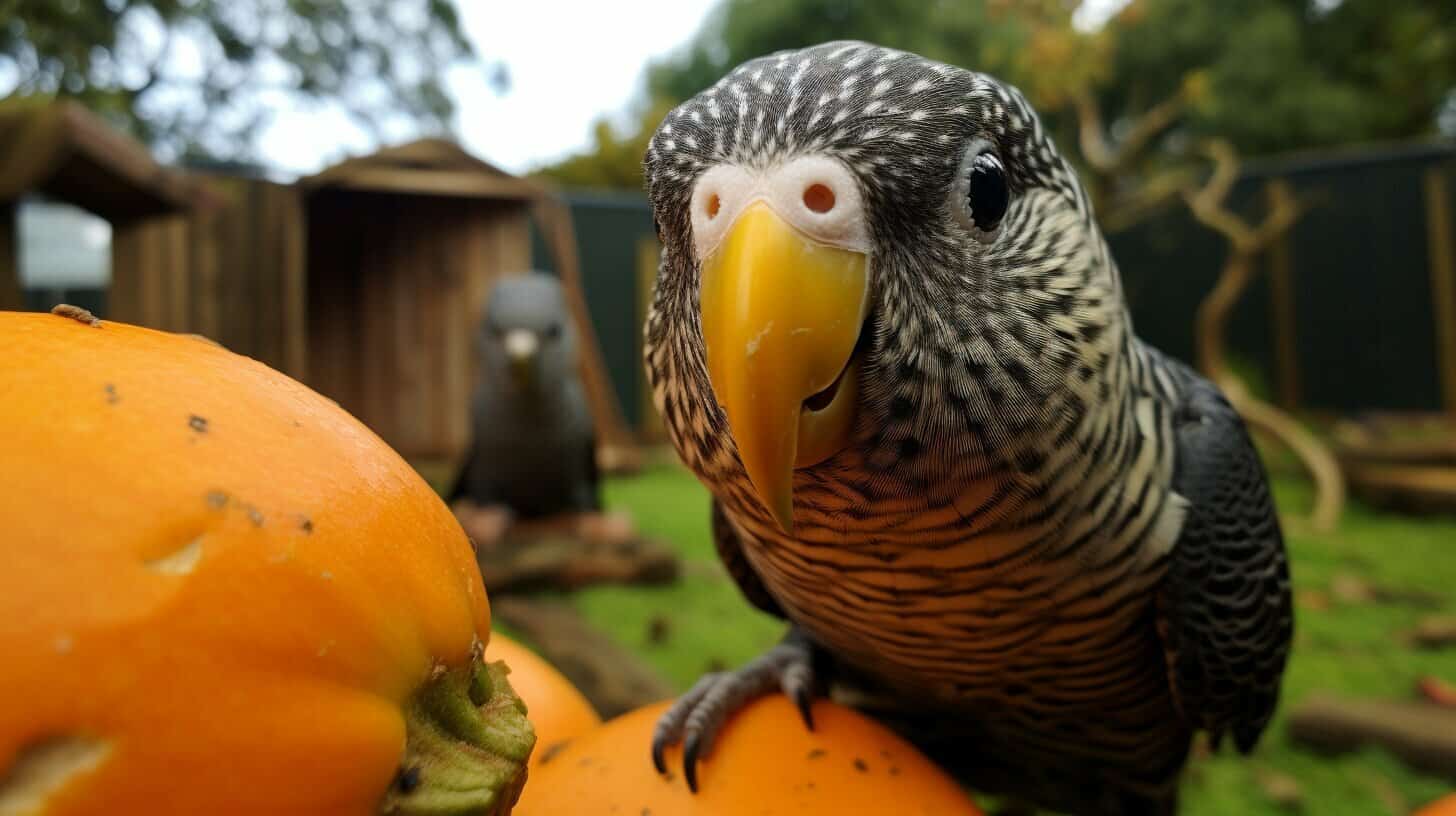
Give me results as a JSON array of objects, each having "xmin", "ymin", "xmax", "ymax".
[
  {"xmin": 0, "ymin": 100, "xmax": 212, "ymax": 221},
  {"xmin": 299, "ymin": 138, "xmax": 543, "ymax": 202}
]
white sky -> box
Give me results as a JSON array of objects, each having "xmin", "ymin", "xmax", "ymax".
[
  {"xmin": 258, "ymin": 0, "xmax": 1131, "ymax": 178},
  {"xmin": 259, "ymin": 0, "xmax": 721, "ymax": 177}
]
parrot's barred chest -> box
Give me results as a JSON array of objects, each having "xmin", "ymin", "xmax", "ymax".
[{"xmin": 643, "ymin": 40, "xmax": 1288, "ymax": 810}]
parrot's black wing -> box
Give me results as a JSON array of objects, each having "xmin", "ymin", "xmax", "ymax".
[
  {"xmin": 1156, "ymin": 360, "xmax": 1294, "ymax": 753},
  {"xmin": 711, "ymin": 498, "xmax": 786, "ymax": 619}
]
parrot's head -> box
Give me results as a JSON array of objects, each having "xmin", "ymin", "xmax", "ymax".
[
  {"xmin": 645, "ymin": 41, "xmax": 1124, "ymax": 533},
  {"xmin": 479, "ymin": 272, "xmax": 577, "ymax": 395}
]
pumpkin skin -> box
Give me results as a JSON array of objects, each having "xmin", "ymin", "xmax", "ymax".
[
  {"xmin": 514, "ymin": 696, "xmax": 984, "ymax": 815},
  {"xmin": 485, "ymin": 634, "xmax": 601, "ymax": 762},
  {"xmin": 1417, "ymin": 793, "xmax": 1456, "ymax": 815},
  {"xmin": 0, "ymin": 310, "xmax": 527, "ymax": 816}
]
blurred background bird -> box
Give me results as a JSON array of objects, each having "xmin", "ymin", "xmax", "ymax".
[
  {"xmin": 642, "ymin": 41, "xmax": 1292, "ymax": 815},
  {"xmin": 449, "ymin": 271, "xmax": 601, "ymax": 522}
]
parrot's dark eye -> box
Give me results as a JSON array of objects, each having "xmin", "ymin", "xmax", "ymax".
[
  {"xmin": 967, "ymin": 152, "xmax": 1009, "ymax": 232},
  {"xmin": 545, "ymin": 323, "xmax": 562, "ymax": 339}
]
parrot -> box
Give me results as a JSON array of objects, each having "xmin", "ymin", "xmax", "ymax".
[
  {"xmin": 640, "ymin": 41, "xmax": 1292, "ymax": 815},
  {"xmin": 448, "ymin": 271, "xmax": 601, "ymax": 519}
]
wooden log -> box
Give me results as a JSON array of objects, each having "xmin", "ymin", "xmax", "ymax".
[
  {"xmin": 1287, "ymin": 695, "xmax": 1456, "ymax": 781},
  {"xmin": 492, "ymin": 597, "xmax": 676, "ymax": 719},
  {"xmin": 458, "ymin": 505, "xmax": 679, "ymax": 594}
]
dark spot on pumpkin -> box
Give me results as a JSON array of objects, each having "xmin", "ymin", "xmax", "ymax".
[
  {"xmin": 889, "ymin": 765, "xmax": 901, "ymax": 776},
  {"xmin": 395, "ymin": 765, "xmax": 422, "ymax": 793},
  {"xmin": 243, "ymin": 505, "xmax": 264, "ymax": 527},
  {"xmin": 578, "ymin": 756, "xmax": 594, "ymax": 767},
  {"xmin": 51, "ymin": 303, "xmax": 100, "ymax": 326},
  {"xmin": 104, "ymin": 383, "xmax": 119, "ymax": 404},
  {"xmin": 299, "ymin": 516, "xmax": 314, "ymax": 534},
  {"xmin": 806, "ymin": 748, "xmax": 826, "ymax": 760},
  {"xmin": 188, "ymin": 415, "xmax": 208, "ymax": 433},
  {"xmin": 538, "ymin": 741, "xmax": 568, "ymax": 765},
  {"xmin": 853, "ymin": 757, "xmax": 869, "ymax": 772},
  {"xmin": 205, "ymin": 490, "xmax": 229, "ymax": 510}
]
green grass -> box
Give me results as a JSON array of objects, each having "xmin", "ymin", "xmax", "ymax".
[{"xmin": 564, "ymin": 461, "xmax": 1456, "ymax": 814}]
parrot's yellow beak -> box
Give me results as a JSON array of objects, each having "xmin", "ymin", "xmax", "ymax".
[{"xmin": 700, "ymin": 202, "xmax": 868, "ymax": 533}]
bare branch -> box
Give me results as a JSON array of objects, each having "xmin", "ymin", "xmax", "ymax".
[{"xmin": 1074, "ymin": 87, "xmax": 1187, "ymax": 177}]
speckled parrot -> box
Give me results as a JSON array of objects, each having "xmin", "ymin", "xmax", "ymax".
[{"xmin": 640, "ymin": 41, "xmax": 1293, "ymax": 815}]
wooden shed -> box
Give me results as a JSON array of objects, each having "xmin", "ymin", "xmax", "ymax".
[
  {"xmin": 1, "ymin": 103, "xmax": 634, "ymax": 474},
  {"xmin": 297, "ymin": 139, "xmax": 633, "ymax": 470},
  {"xmin": 0, "ymin": 100, "xmax": 212, "ymax": 314}
]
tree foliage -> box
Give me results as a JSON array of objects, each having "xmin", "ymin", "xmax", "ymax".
[
  {"xmin": 0, "ymin": 0, "xmax": 500, "ymax": 162},
  {"xmin": 536, "ymin": 0, "xmax": 1456, "ymax": 191}
]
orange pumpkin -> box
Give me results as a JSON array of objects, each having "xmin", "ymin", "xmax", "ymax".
[
  {"xmin": 514, "ymin": 695, "xmax": 984, "ymax": 815},
  {"xmin": 485, "ymin": 634, "xmax": 601, "ymax": 763},
  {"xmin": 1417, "ymin": 793, "xmax": 1456, "ymax": 815},
  {"xmin": 0, "ymin": 309, "xmax": 533, "ymax": 816}
]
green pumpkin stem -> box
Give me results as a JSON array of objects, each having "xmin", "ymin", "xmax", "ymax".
[{"xmin": 379, "ymin": 657, "xmax": 535, "ymax": 816}]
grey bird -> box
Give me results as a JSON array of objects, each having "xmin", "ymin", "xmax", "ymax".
[
  {"xmin": 641, "ymin": 41, "xmax": 1292, "ymax": 815},
  {"xmin": 449, "ymin": 272, "xmax": 601, "ymax": 519}
]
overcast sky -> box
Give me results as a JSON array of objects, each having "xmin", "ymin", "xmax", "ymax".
[{"xmin": 256, "ymin": 0, "xmax": 1132, "ymax": 178}]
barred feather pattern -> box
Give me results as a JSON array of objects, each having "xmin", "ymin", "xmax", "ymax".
[{"xmin": 643, "ymin": 42, "xmax": 1286, "ymax": 812}]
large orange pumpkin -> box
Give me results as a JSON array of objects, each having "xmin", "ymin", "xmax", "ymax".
[
  {"xmin": 485, "ymin": 634, "xmax": 601, "ymax": 764},
  {"xmin": 0, "ymin": 309, "xmax": 533, "ymax": 816},
  {"xmin": 514, "ymin": 695, "xmax": 984, "ymax": 815}
]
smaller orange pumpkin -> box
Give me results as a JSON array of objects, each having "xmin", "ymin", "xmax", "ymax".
[
  {"xmin": 1416, "ymin": 793, "xmax": 1456, "ymax": 815},
  {"xmin": 514, "ymin": 695, "xmax": 983, "ymax": 815},
  {"xmin": 485, "ymin": 634, "xmax": 601, "ymax": 763}
]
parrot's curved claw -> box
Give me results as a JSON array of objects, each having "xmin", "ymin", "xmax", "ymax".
[{"xmin": 650, "ymin": 630, "xmax": 817, "ymax": 793}]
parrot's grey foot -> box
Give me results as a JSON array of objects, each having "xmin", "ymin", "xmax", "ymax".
[{"xmin": 651, "ymin": 629, "xmax": 817, "ymax": 792}]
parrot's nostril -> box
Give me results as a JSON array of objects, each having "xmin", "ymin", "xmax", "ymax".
[
  {"xmin": 803, "ymin": 183, "xmax": 835, "ymax": 214},
  {"xmin": 707, "ymin": 193, "xmax": 721, "ymax": 219}
]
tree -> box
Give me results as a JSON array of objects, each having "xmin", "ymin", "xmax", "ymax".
[
  {"xmin": 539, "ymin": 0, "xmax": 1456, "ymax": 193},
  {"xmin": 0, "ymin": 0, "xmax": 502, "ymax": 163}
]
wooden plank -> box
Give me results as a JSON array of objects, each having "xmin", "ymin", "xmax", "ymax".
[
  {"xmin": 107, "ymin": 219, "xmax": 139, "ymax": 323},
  {"xmin": 391, "ymin": 203, "xmax": 428, "ymax": 458},
  {"xmin": 276, "ymin": 186, "xmax": 308, "ymax": 380},
  {"xmin": 0, "ymin": 202, "xmax": 20, "ymax": 311},
  {"xmin": 1424, "ymin": 166, "xmax": 1456, "ymax": 417},
  {"xmin": 430, "ymin": 201, "xmax": 467, "ymax": 458},
  {"xmin": 189, "ymin": 206, "xmax": 222, "ymax": 343},
  {"xmin": 165, "ymin": 216, "xmax": 190, "ymax": 333},
  {"xmin": 325, "ymin": 167, "xmax": 538, "ymax": 201},
  {"xmin": 250, "ymin": 182, "xmax": 283, "ymax": 370},
  {"xmin": 139, "ymin": 223, "xmax": 164, "ymax": 328},
  {"xmin": 1266, "ymin": 180, "xmax": 1301, "ymax": 411},
  {"xmin": 359, "ymin": 198, "xmax": 397, "ymax": 448}
]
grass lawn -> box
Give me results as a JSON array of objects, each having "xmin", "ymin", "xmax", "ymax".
[{"xmin": 559, "ymin": 460, "xmax": 1456, "ymax": 815}]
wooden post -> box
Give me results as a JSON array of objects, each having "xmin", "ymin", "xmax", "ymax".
[
  {"xmin": 0, "ymin": 201, "xmax": 19, "ymax": 311},
  {"xmin": 1423, "ymin": 166, "xmax": 1456, "ymax": 417},
  {"xmin": 1266, "ymin": 181, "xmax": 1301, "ymax": 411}
]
